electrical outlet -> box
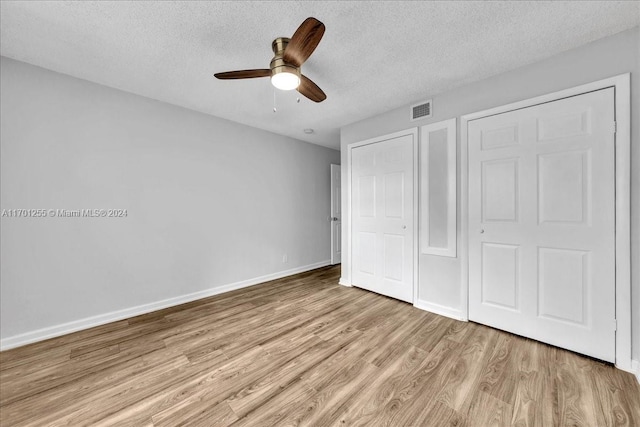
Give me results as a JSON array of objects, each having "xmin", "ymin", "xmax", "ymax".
[{"xmin": 282, "ymin": 254, "xmax": 288, "ymax": 263}]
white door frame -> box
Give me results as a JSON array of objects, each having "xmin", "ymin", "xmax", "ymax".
[
  {"xmin": 460, "ymin": 74, "xmax": 632, "ymax": 372},
  {"xmin": 344, "ymin": 128, "xmax": 419, "ymax": 303},
  {"xmin": 330, "ymin": 164, "xmax": 341, "ymax": 265}
]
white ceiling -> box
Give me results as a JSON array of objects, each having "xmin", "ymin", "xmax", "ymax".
[{"xmin": 1, "ymin": 1, "xmax": 638, "ymax": 150}]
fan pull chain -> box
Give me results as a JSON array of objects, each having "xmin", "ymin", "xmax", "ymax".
[{"xmin": 273, "ymin": 89, "xmax": 277, "ymax": 113}]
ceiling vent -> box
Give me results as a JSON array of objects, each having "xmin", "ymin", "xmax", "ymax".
[{"xmin": 410, "ymin": 99, "xmax": 432, "ymax": 121}]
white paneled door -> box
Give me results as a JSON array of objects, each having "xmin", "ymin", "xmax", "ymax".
[
  {"xmin": 468, "ymin": 88, "xmax": 616, "ymax": 362},
  {"xmin": 351, "ymin": 134, "xmax": 414, "ymax": 303},
  {"xmin": 330, "ymin": 164, "xmax": 342, "ymax": 265}
]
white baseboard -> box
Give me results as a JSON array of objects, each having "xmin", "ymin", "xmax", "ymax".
[
  {"xmin": 413, "ymin": 299, "xmax": 466, "ymax": 321},
  {"xmin": 631, "ymin": 359, "xmax": 640, "ymax": 384},
  {"xmin": 338, "ymin": 277, "xmax": 351, "ymax": 287},
  {"xmin": 0, "ymin": 260, "xmax": 330, "ymax": 351}
]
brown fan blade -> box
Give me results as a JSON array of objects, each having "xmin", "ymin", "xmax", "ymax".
[
  {"xmin": 214, "ymin": 69, "xmax": 271, "ymax": 79},
  {"xmin": 283, "ymin": 17, "xmax": 325, "ymax": 67},
  {"xmin": 297, "ymin": 75, "xmax": 326, "ymax": 103}
]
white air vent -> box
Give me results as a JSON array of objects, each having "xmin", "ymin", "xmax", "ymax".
[{"xmin": 410, "ymin": 99, "xmax": 432, "ymax": 121}]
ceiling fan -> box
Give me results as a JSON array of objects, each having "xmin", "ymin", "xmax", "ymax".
[{"xmin": 214, "ymin": 17, "xmax": 327, "ymax": 103}]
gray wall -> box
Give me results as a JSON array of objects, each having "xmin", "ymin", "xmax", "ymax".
[
  {"xmin": 0, "ymin": 57, "xmax": 340, "ymax": 345},
  {"xmin": 340, "ymin": 28, "xmax": 639, "ymax": 361}
]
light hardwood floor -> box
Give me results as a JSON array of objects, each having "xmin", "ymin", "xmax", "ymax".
[{"xmin": 1, "ymin": 265, "xmax": 639, "ymax": 426}]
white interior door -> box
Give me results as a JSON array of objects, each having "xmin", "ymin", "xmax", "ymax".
[
  {"xmin": 468, "ymin": 88, "xmax": 616, "ymax": 362},
  {"xmin": 351, "ymin": 134, "xmax": 414, "ymax": 303},
  {"xmin": 330, "ymin": 164, "xmax": 342, "ymax": 265}
]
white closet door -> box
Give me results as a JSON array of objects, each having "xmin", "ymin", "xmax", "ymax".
[
  {"xmin": 468, "ymin": 88, "xmax": 616, "ymax": 362},
  {"xmin": 351, "ymin": 134, "xmax": 414, "ymax": 303}
]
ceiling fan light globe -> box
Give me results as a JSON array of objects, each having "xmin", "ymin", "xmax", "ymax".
[{"xmin": 271, "ymin": 72, "xmax": 300, "ymax": 91}]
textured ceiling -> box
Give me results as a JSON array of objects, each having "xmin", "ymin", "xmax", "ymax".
[{"xmin": 1, "ymin": 1, "xmax": 638, "ymax": 150}]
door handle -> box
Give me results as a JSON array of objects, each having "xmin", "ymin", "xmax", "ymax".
[{"xmin": 331, "ymin": 217, "xmax": 339, "ymax": 221}]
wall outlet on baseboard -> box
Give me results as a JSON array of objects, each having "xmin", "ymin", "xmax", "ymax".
[{"xmin": 282, "ymin": 254, "xmax": 288, "ymax": 263}]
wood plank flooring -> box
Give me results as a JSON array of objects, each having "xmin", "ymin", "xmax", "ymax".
[{"xmin": 1, "ymin": 265, "xmax": 639, "ymax": 426}]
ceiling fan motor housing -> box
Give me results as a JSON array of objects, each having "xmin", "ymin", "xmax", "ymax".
[{"xmin": 270, "ymin": 37, "xmax": 301, "ymax": 79}]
